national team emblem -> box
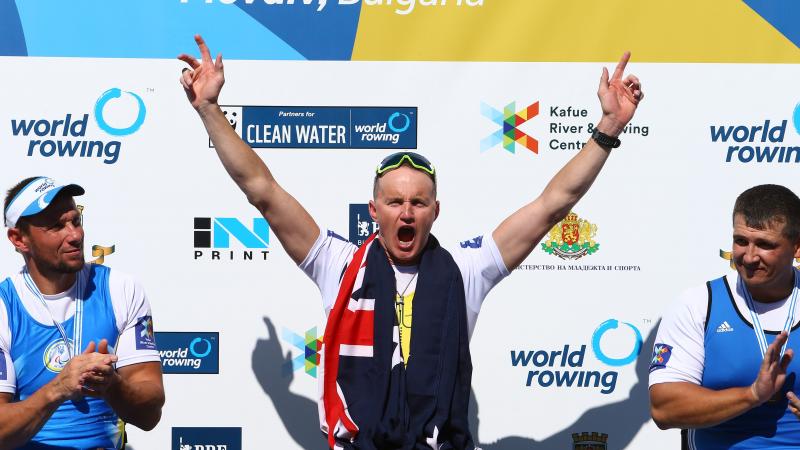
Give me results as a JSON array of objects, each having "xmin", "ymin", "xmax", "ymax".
[
  {"xmin": 572, "ymin": 431, "xmax": 608, "ymax": 450},
  {"xmin": 649, "ymin": 343, "xmax": 673, "ymax": 372},
  {"xmin": 135, "ymin": 315, "xmax": 157, "ymax": 350},
  {"xmin": 0, "ymin": 350, "xmax": 7, "ymax": 380},
  {"xmin": 43, "ymin": 338, "xmax": 73, "ymax": 373},
  {"xmin": 541, "ymin": 212, "xmax": 599, "ymax": 260}
]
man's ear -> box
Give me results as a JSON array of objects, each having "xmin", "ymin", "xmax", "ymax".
[
  {"xmin": 369, "ymin": 200, "xmax": 378, "ymax": 221},
  {"xmin": 7, "ymin": 227, "xmax": 29, "ymax": 254}
]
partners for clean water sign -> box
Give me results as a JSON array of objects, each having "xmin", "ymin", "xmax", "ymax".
[{"xmin": 214, "ymin": 105, "xmax": 417, "ymax": 149}]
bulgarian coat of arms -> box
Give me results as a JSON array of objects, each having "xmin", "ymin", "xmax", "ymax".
[{"xmin": 541, "ymin": 211, "xmax": 599, "ymax": 260}]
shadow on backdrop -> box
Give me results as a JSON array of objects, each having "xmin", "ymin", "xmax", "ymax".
[
  {"xmin": 469, "ymin": 322, "xmax": 659, "ymax": 449},
  {"xmin": 252, "ymin": 316, "xmax": 659, "ymax": 450},
  {"xmin": 252, "ymin": 317, "xmax": 327, "ymax": 450}
]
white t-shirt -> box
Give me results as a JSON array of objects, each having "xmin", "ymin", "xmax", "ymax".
[
  {"xmin": 0, "ymin": 265, "xmax": 161, "ymax": 394},
  {"xmin": 299, "ymin": 230, "xmax": 510, "ymax": 337},
  {"xmin": 649, "ymin": 269, "xmax": 800, "ymax": 387}
]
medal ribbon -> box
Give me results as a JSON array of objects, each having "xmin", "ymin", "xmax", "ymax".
[
  {"xmin": 739, "ymin": 271, "xmax": 799, "ymax": 359},
  {"xmin": 22, "ymin": 268, "xmax": 84, "ymax": 361}
]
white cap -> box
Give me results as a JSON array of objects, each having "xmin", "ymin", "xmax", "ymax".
[{"xmin": 4, "ymin": 177, "xmax": 85, "ymax": 228}]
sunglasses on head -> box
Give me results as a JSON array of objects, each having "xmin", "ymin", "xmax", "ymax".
[{"xmin": 375, "ymin": 152, "xmax": 435, "ymax": 177}]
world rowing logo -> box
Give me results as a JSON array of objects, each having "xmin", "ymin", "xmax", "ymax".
[
  {"xmin": 10, "ymin": 87, "xmax": 147, "ymax": 164},
  {"xmin": 94, "ymin": 88, "xmax": 146, "ymax": 136}
]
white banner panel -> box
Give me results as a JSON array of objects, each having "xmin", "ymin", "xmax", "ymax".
[{"xmin": 1, "ymin": 53, "xmax": 800, "ymax": 448}]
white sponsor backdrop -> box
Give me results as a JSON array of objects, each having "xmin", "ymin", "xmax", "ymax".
[{"xmin": 1, "ymin": 57, "xmax": 800, "ymax": 449}]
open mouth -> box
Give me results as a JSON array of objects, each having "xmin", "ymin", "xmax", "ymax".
[{"xmin": 397, "ymin": 226, "xmax": 415, "ymax": 249}]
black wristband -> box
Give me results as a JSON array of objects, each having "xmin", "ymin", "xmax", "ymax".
[{"xmin": 591, "ymin": 129, "xmax": 621, "ymax": 149}]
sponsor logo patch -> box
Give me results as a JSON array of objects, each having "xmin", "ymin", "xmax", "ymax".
[
  {"xmin": 135, "ymin": 315, "xmax": 157, "ymax": 350},
  {"xmin": 0, "ymin": 350, "xmax": 7, "ymax": 380},
  {"xmin": 716, "ymin": 321, "xmax": 734, "ymax": 333},
  {"xmin": 649, "ymin": 343, "xmax": 673, "ymax": 372}
]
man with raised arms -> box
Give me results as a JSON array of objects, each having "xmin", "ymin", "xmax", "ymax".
[
  {"xmin": 180, "ymin": 35, "xmax": 642, "ymax": 449},
  {"xmin": 0, "ymin": 177, "xmax": 165, "ymax": 449}
]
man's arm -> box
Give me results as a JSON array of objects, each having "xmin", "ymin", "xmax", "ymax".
[
  {"xmin": 650, "ymin": 331, "xmax": 792, "ymax": 429},
  {"xmin": 649, "ymin": 383, "xmax": 759, "ymax": 429},
  {"xmin": 0, "ymin": 343, "xmax": 116, "ymax": 448},
  {"xmin": 179, "ymin": 35, "xmax": 319, "ymax": 264},
  {"xmin": 0, "ymin": 391, "xmax": 62, "ymax": 449},
  {"xmin": 87, "ymin": 361, "xmax": 164, "ymax": 431},
  {"xmin": 492, "ymin": 52, "xmax": 643, "ymax": 270}
]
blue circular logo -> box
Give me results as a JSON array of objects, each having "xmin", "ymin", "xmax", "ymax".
[
  {"xmin": 388, "ymin": 112, "xmax": 411, "ymax": 133},
  {"xmin": 591, "ymin": 319, "xmax": 642, "ymax": 367},
  {"xmin": 793, "ymin": 102, "xmax": 800, "ymax": 136},
  {"xmin": 94, "ymin": 88, "xmax": 146, "ymax": 136},
  {"xmin": 189, "ymin": 338, "xmax": 212, "ymax": 358}
]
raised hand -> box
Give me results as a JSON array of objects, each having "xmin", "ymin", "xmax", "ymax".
[
  {"xmin": 750, "ymin": 331, "xmax": 793, "ymax": 406},
  {"xmin": 178, "ymin": 34, "xmax": 225, "ymax": 112},
  {"xmin": 596, "ymin": 52, "xmax": 643, "ymax": 136}
]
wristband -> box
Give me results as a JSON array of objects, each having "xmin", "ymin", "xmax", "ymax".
[{"xmin": 591, "ymin": 129, "xmax": 621, "ymax": 149}]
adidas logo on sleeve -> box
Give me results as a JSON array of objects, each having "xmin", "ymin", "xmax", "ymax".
[{"xmin": 716, "ymin": 321, "xmax": 734, "ymax": 333}]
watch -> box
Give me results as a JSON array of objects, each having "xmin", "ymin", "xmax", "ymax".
[{"xmin": 591, "ymin": 129, "xmax": 621, "ymax": 149}]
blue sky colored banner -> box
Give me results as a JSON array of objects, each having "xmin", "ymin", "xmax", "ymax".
[{"xmin": 1, "ymin": 0, "xmax": 798, "ymax": 62}]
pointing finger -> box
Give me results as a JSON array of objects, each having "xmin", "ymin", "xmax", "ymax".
[
  {"xmin": 195, "ymin": 34, "xmax": 213, "ymax": 63},
  {"xmin": 612, "ymin": 51, "xmax": 631, "ymax": 80}
]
